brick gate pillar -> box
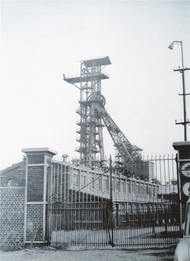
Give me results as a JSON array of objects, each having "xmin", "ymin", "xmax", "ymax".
[
  {"xmin": 22, "ymin": 148, "xmax": 57, "ymax": 244},
  {"xmin": 173, "ymin": 141, "xmax": 190, "ymax": 234}
]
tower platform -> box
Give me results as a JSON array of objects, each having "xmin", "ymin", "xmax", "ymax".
[{"xmin": 64, "ymin": 72, "xmax": 109, "ymax": 84}]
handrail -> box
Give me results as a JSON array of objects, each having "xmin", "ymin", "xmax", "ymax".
[{"xmin": 64, "ymin": 71, "xmax": 110, "ymax": 79}]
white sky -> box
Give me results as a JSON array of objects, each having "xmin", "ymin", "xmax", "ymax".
[{"xmin": 1, "ymin": 0, "xmax": 190, "ymax": 170}]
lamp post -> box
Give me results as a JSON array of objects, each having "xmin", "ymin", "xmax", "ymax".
[
  {"xmin": 168, "ymin": 41, "xmax": 190, "ymax": 141},
  {"xmin": 62, "ymin": 154, "xmax": 68, "ymax": 202},
  {"xmin": 100, "ymin": 155, "xmax": 124, "ymax": 247}
]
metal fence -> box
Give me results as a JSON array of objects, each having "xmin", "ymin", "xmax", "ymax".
[{"xmin": 48, "ymin": 155, "xmax": 180, "ymax": 247}]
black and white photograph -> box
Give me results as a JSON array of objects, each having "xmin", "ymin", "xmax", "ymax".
[{"xmin": 1, "ymin": 0, "xmax": 190, "ymax": 260}]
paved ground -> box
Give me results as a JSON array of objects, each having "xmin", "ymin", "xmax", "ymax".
[{"xmin": 0, "ymin": 246, "xmax": 175, "ymax": 261}]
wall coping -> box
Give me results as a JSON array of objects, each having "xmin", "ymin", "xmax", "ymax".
[
  {"xmin": 0, "ymin": 186, "xmax": 25, "ymax": 189},
  {"xmin": 173, "ymin": 141, "xmax": 190, "ymax": 150},
  {"xmin": 22, "ymin": 147, "xmax": 57, "ymax": 156}
]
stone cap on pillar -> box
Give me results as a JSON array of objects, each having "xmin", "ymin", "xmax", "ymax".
[
  {"xmin": 173, "ymin": 141, "xmax": 190, "ymax": 159},
  {"xmin": 22, "ymin": 147, "xmax": 57, "ymax": 157}
]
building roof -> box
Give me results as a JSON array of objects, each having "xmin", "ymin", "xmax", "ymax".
[
  {"xmin": 80, "ymin": 56, "xmax": 111, "ymax": 67},
  {"xmin": 0, "ymin": 161, "xmax": 24, "ymax": 174},
  {"xmin": 22, "ymin": 147, "xmax": 57, "ymax": 156}
]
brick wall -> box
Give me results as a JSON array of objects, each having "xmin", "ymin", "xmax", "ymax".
[
  {"xmin": 0, "ymin": 188, "xmax": 25, "ymax": 251},
  {"xmin": 27, "ymin": 166, "xmax": 44, "ymax": 202},
  {"xmin": 0, "ymin": 161, "xmax": 25, "ymax": 187},
  {"xmin": 26, "ymin": 204, "xmax": 43, "ymax": 241}
]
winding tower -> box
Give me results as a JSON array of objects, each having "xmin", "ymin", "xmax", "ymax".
[
  {"xmin": 64, "ymin": 56, "xmax": 142, "ymax": 167},
  {"xmin": 64, "ymin": 57, "xmax": 111, "ymax": 165}
]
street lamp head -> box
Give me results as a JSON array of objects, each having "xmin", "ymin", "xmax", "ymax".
[
  {"xmin": 168, "ymin": 42, "xmax": 175, "ymax": 50},
  {"xmin": 168, "ymin": 41, "xmax": 182, "ymax": 50}
]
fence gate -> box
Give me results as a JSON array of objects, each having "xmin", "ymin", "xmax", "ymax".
[
  {"xmin": 49, "ymin": 200, "xmax": 115, "ymax": 247},
  {"xmin": 48, "ymin": 156, "xmax": 180, "ymax": 248}
]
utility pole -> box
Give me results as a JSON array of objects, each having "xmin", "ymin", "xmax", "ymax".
[{"xmin": 168, "ymin": 41, "xmax": 190, "ymax": 141}]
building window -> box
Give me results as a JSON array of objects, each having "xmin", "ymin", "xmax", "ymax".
[
  {"xmin": 132, "ymin": 204, "xmax": 137, "ymax": 214},
  {"xmin": 98, "ymin": 176, "xmax": 102, "ymax": 190},
  {"xmin": 121, "ymin": 204, "xmax": 125, "ymax": 214},
  {"xmin": 137, "ymin": 183, "xmax": 140, "ymax": 194},
  {"xmin": 112, "ymin": 178, "xmax": 115, "ymax": 192},
  {"xmin": 91, "ymin": 177, "xmax": 94, "ymax": 189},
  {"xmin": 7, "ymin": 178, "xmax": 17, "ymax": 187},
  {"xmin": 128, "ymin": 204, "xmax": 132, "ymax": 214},
  {"xmin": 144, "ymin": 205, "xmax": 148, "ymax": 213},
  {"xmin": 107, "ymin": 178, "xmax": 110, "ymax": 191},
  {"xmin": 141, "ymin": 184, "xmax": 145, "ymax": 195},
  {"xmin": 132, "ymin": 181, "xmax": 135, "ymax": 193},
  {"xmin": 73, "ymin": 174, "xmax": 79, "ymax": 187},
  {"xmin": 145, "ymin": 185, "xmax": 148, "ymax": 195},
  {"xmin": 116, "ymin": 179, "xmax": 120, "ymax": 192},
  {"xmin": 127, "ymin": 181, "xmax": 131, "ymax": 193},
  {"xmin": 149, "ymin": 186, "xmax": 152, "ymax": 195},
  {"xmin": 121, "ymin": 181, "xmax": 126, "ymax": 193},
  {"xmin": 104, "ymin": 179, "xmax": 107, "ymax": 191},
  {"xmin": 153, "ymin": 186, "xmax": 155, "ymax": 196},
  {"xmin": 81, "ymin": 175, "xmax": 86, "ymax": 187},
  {"xmin": 104, "ymin": 178, "xmax": 109, "ymax": 191}
]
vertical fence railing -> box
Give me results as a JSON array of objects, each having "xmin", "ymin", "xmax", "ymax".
[
  {"xmin": 111, "ymin": 155, "xmax": 180, "ymax": 247},
  {"xmin": 49, "ymin": 161, "xmax": 111, "ymax": 247},
  {"xmin": 49, "ymin": 155, "xmax": 180, "ymax": 247}
]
